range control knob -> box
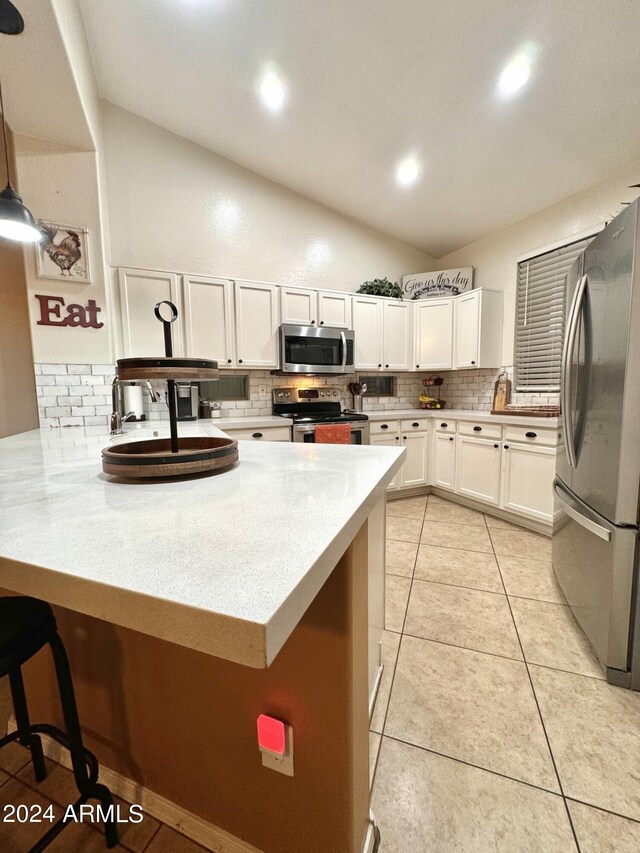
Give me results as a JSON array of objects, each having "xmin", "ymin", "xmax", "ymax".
[
  {"xmin": 333, "ymin": 391, "xmax": 338, "ymax": 396},
  {"xmin": 277, "ymin": 392, "xmax": 284, "ymax": 398}
]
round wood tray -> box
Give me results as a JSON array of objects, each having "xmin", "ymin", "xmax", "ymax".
[
  {"xmin": 116, "ymin": 357, "xmax": 219, "ymax": 381},
  {"xmin": 102, "ymin": 436, "xmax": 238, "ymax": 478}
]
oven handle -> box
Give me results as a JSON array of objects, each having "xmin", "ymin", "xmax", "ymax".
[{"xmin": 340, "ymin": 330, "xmax": 347, "ymax": 372}]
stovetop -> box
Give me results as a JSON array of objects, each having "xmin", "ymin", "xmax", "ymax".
[{"xmin": 272, "ymin": 386, "xmax": 368, "ymax": 424}]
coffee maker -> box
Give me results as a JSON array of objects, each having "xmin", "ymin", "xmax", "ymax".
[{"xmin": 174, "ymin": 383, "xmax": 198, "ymax": 421}]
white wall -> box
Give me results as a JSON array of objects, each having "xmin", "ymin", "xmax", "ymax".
[
  {"xmin": 102, "ymin": 103, "xmax": 434, "ymax": 289},
  {"xmin": 437, "ymin": 158, "xmax": 640, "ymax": 365},
  {"xmin": 17, "ymin": 135, "xmax": 112, "ymax": 364}
]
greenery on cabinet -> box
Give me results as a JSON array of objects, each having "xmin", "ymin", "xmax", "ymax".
[{"xmin": 357, "ymin": 278, "xmax": 403, "ymax": 299}]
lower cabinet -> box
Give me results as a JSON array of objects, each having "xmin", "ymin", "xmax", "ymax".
[
  {"xmin": 400, "ymin": 431, "xmax": 428, "ymax": 487},
  {"xmin": 223, "ymin": 426, "xmax": 291, "ymax": 442},
  {"xmin": 456, "ymin": 436, "xmax": 501, "ymax": 506},
  {"xmin": 370, "ymin": 434, "xmax": 401, "ymax": 490},
  {"xmin": 501, "ymin": 442, "xmax": 556, "ymax": 523},
  {"xmin": 432, "ymin": 431, "xmax": 456, "ymax": 490}
]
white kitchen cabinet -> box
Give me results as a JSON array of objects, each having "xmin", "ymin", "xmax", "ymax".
[
  {"xmin": 353, "ymin": 295, "xmax": 383, "ymax": 369},
  {"xmin": 433, "ymin": 430, "xmax": 456, "ymax": 490},
  {"xmin": 182, "ymin": 276, "xmax": 235, "ymax": 366},
  {"xmin": 318, "ymin": 291, "xmax": 352, "ymax": 328},
  {"xmin": 118, "ymin": 268, "xmax": 183, "ymax": 357},
  {"xmin": 501, "ymin": 442, "xmax": 556, "ymax": 523},
  {"xmin": 234, "ymin": 281, "xmax": 280, "ymax": 368},
  {"xmin": 280, "ymin": 287, "xmax": 317, "ymax": 326},
  {"xmin": 224, "ymin": 426, "xmax": 291, "ymax": 442},
  {"xmin": 383, "ymin": 300, "xmax": 412, "ymax": 370},
  {"xmin": 414, "ymin": 299, "xmax": 454, "ymax": 370},
  {"xmin": 400, "ymin": 431, "xmax": 428, "ymax": 487},
  {"xmin": 370, "ymin": 434, "xmax": 401, "ymax": 490},
  {"xmin": 456, "ymin": 435, "xmax": 501, "ymax": 506},
  {"xmin": 453, "ymin": 289, "xmax": 503, "ymax": 369}
]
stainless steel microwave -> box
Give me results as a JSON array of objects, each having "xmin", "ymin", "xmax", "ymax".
[{"xmin": 279, "ymin": 324, "xmax": 355, "ymax": 374}]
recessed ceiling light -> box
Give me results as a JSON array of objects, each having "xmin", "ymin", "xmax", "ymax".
[
  {"xmin": 396, "ymin": 156, "xmax": 421, "ymax": 187},
  {"xmin": 497, "ymin": 44, "xmax": 537, "ymax": 99},
  {"xmin": 259, "ymin": 70, "xmax": 287, "ymax": 112}
]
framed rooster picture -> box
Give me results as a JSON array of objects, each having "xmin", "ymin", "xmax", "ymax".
[{"xmin": 35, "ymin": 221, "xmax": 90, "ymax": 284}]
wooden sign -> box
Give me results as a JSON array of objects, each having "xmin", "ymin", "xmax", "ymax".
[
  {"xmin": 402, "ymin": 267, "xmax": 474, "ymax": 300},
  {"xmin": 35, "ymin": 295, "xmax": 104, "ymax": 328}
]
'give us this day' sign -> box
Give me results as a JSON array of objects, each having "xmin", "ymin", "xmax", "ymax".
[{"xmin": 402, "ymin": 267, "xmax": 474, "ymax": 300}]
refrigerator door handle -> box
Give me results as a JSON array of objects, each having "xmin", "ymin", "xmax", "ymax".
[
  {"xmin": 554, "ymin": 480, "xmax": 612, "ymax": 542},
  {"xmin": 561, "ymin": 274, "xmax": 589, "ymax": 468}
]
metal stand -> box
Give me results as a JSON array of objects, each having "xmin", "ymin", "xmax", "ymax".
[{"xmin": 154, "ymin": 301, "xmax": 180, "ymax": 454}]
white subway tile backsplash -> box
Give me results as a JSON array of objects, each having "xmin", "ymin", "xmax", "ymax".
[
  {"xmin": 42, "ymin": 364, "xmax": 67, "ymax": 375},
  {"xmin": 67, "ymin": 364, "xmax": 92, "ymax": 375}
]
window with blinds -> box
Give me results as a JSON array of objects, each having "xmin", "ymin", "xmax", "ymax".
[{"xmin": 514, "ymin": 235, "xmax": 594, "ymax": 391}]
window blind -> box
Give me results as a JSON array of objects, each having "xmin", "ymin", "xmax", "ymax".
[{"xmin": 514, "ymin": 235, "xmax": 593, "ymax": 391}]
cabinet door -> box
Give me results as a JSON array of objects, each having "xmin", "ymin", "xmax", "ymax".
[
  {"xmin": 318, "ymin": 291, "xmax": 352, "ymax": 328},
  {"xmin": 400, "ymin": 432, "xmax": 428, "ymax": 487},
  {"xmin": 352, "ymin": 296, "xmax": 383, "ymax": 369},
  {"xmin": 456, "ymin": 435, "xmax": 501, "ymax": 505},
  {"xmin": 383, "ymin": 300, "xmax": 412, "ymax": 370},
  {"xmin": 118, "ymin": 268, "xmax": 182, "ymax": 357},
  {"xmin": 501, "ymin": 443, "xmax": 556, "ymax": 522},
  {"xmin": 234, "ymin": 281, "xmax": 280, "ymax": 368},
  {"xmin": 414, "ymin": 299, "xmax": 453, "ymax": 370},
  {"xmin": 454, "ymin": 291, "xmax": 480, "ymax": 368},
  {"xmin": 183, "ymin": 276, "xmax": 235, "ymax": 366},
  {"xmin": 433, "ymin": 431, "xmax": 456, "ymax": 490},
  {"xmin": 370, "ymin": 435, "xmax": 401, "ymax": 489},
  {"xmin": 280, "ymin": 287, "xmax": 317, "ymax": 326}
]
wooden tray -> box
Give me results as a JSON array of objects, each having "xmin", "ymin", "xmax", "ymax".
[
  {"xmin": 491, "ymin": 407, "xmax": 559, "ymax": 417},
  {"xmin": 116, "ymin": 357, "xmax": 219, "ymax": 381},
  {"xmin": 102, "ymin": 436, "xmax": 238, "ymax": 478}
]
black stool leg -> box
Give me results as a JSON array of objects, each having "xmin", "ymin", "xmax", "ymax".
[
  {"xmin": 48, "ymin": 632, "xmax": 118, "ymax": 849},
  {"xmin": 8, "ymin": 667, "xmax": 47, "ymax": 782}
]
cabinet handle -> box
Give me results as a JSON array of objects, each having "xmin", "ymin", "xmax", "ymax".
[
  {"xmin": 449, "ymin": 437, "xmax": 454, "ymax": 442},
  {"xmin": 526, "ymin": 431, "xmax": 537, "ymax": 438},
  {"xmin": 412, "ymin": 422, "xmax": 419, "ymax": 427},
  {"xmin": 471, "ymin": 360, "xmax": 476, "ymax": 365},
  {"xmin": 238, "ymin": 359, "xmax": 243, "ymax": 363},
  {"xmin": 416, "ymin": 364, "xmax": 420, "ymax": 368},
  {"xmin": 395, "ymin": 436, "xmax": 400, "ymax": 441},
  {"xmin": 473, "ymin": 426, "xmax": 482, "ymax": 432},
  {"xmin": 227, "ymin": 359, "xmax": 232, "ymax": 364},
  {"xmin": 504, "ymin": 444, "xmax": 509, "ymax": 449},
  {"xmin": 494, "ymin": 443, "xmax": 499, "ymax": 448},
  {"xmin": 385, "ymin": 364, "xmax": 389, "ymax": 368},
  {"xmin": 441, "ymin": 422, "xmax": 448, "ymax": 428},
  {"xmin": 380, "ymin": 424, "xmax": 389, "ymax": 430},
  {"xmin": 378, "ymin": 363, "xmax": 382, "ymax": 368},
  {"xmin": 320, "ymin": 321, "xmax": 325, "ymax": 325},
  {"xmin": 252, "ymin": 432, "xmax": 263, "ymax": 439},
  {"xmin": 311, "ymin": 320, "xmax": 315, "ymax": 325}
]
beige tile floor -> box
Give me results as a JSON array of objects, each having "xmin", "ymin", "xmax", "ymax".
[{"xmin": 373, "ymin": 493, "xmax": 640, "ymax": 852}]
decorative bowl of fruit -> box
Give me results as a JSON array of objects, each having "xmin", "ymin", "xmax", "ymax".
[{"xmin": 419, "ymin": 394, "xmax": 446, "ymax": 409}]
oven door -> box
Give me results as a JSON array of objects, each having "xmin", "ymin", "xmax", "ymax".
[
  {"xmin": 280, "ymin": 324, "xmax": 355, "ymax": 374},
  {"xmin": 293, "ymin": 422, "xmax": 370, "ymax": 445}
]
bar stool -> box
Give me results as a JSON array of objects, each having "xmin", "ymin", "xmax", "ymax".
[{"xmin": 0, "ymin": 596, "xmax": 118, "ymax": 851}]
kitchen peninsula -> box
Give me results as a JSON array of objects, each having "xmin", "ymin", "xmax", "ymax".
[{"xmin": 0, "ymin": 425, "xmax": 403, "ymax": 853}]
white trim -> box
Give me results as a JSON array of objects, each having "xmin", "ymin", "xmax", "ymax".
[
  {"xmin": 37, "ymin": 734, "xmax": 262, "ymax": 853},
  {"xmin": 516, "ymin": 223, "xmax": 605, "ymax": 264},
  {"xmin": 368, "ymin": 663, "xmax": 384, "ymax": 720}
]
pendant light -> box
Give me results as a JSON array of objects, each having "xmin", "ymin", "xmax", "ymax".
[{"xmin": 0, "ymin": 1, "xmax": 40, "ymax": 243}]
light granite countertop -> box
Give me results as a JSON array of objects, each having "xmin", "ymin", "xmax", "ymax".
[
  {"xmin": 365, "ymin": 409, "xmax": 560, "ymax": 429},
  {"xmin": 0, "ymin": 424, "xmax": 403, "ymax": 668}
]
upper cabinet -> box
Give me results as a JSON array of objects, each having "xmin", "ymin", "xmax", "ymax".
[
  {"xmin": 182, "ymin": 276, "xmax": 235, "ymax": 365},
  {"xmin": 414, "ymin": 289, "xmax": 503, "ymax": 371},
  {"xmin": 118, "ymin": 268, "xmax": 183, "ymax": 357},
  {"xmin": 414, "ymin": 298, "xmax": 454, "ymax": 370},
  {"xmin": 234, "ymin": 281, "xmax": 280, "ymax": 368},
  {"xmin": 383, "ymin": 300, "xmax": 412, "ymax": 370},
  {"xmin": 453, "ymin": 289, "xmax": 502, "ymax": 369},
  {"xmin": 352, "ymin": 295, "xmax": 384, "ymax": 369},
  {"xmin": 317, "ymin": 291, "xmax": 352, "ymax": 328},
  {"xmin": 280, "ymin": 287, "xmax": 318, "ymax": 326}
]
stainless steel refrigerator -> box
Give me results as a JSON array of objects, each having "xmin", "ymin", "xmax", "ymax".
[{"xmin": 553, "ymin": 199, "xmax": 640, "ymax": 689}]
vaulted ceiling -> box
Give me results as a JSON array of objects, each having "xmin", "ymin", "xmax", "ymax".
[{"xmin": 79, "ymin": 0, "xmax": 640, "ymax": 256}]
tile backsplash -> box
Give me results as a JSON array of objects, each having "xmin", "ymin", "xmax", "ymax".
[{"xmin": 34, "ymin": 363, "xmax": 559, "ymax": 428}]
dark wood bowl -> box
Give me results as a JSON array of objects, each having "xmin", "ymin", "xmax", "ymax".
[
  {"xmin": 116, "ymin": 357, "xmax": 219, "ymax": 381},
  {"xmin": 102, "ymin": 436, "xmax": 238, "ymax": 479}
]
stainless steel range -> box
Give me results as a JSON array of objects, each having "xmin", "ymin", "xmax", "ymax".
[{"xmin": 272, "ymin": 387, "xmax": 369, "ymax": 444}]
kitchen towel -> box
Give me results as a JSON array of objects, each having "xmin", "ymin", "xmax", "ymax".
[{"xmin": 314, "ymin": 423, "xmax": 352, "ymax": 444}]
